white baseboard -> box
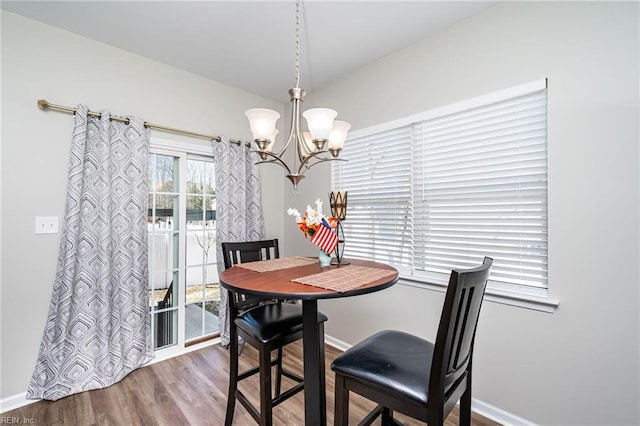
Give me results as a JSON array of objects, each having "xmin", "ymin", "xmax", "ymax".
[
  {"xmin": 325, "ymin": 335, "xmax": 537, "ymax": 426},
  {"xmin": 325, "ymin": 334, "xmax": 351, "ymax": 352},
  {"xmin": 472, "ymin": 398, "xmax": 538, "ymax": 426},
  {"xmin": 0, "ymin": 392, "xmax": 35, "ymax": 414}
]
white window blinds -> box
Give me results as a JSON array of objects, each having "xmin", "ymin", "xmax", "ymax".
[
  {"xmin": 332, "ymin": 80, "xmax": 548, "ymax": 296},
  {"xmin": 334, "ymin": 126, "xmax": 414, "ymax": 273}
]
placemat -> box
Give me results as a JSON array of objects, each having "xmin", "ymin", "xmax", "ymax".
[
  {"xmin": 291, "ymin": 265, "xmax": 397, "ymax": 292},
  {"xmin": 235, "ymin": 256, "xmax": 318, "ymax": 273}
]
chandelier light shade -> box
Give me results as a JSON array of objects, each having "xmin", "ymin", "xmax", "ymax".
[
  {"xmin": 258, "ymin": 129, "xmax": 279, "ymax": 159},
  {"xmin": 328, "ymin": 121, "xmax": 351, "ymax": 156},
  {"xmin": 245, "ymin": 108, "xmax": 280, "ymax": 141},
  {"xmin": 302, "ymin": 108, "xmax": 337, "ymax": 143},
  {"xmin": 245, "ymin": 0, "xmax": 350, "ymax": 189}
]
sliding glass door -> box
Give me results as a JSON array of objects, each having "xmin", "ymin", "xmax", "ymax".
[
  {"xmin": 148, "ymin": 153, "xmax": 180, "ymax": 349},
  {"xmin": 185, "ymin": 158, "xmax": 219, "ymax": 341},
  {"xmin": 147, "ymin": 148, "xmax": 220, "ymax": 350}
]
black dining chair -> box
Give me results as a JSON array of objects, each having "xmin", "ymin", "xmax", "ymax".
[
  {"xmin": 221, "ymin": 239, "xmax": 328, "ymax": 426},
  {"xmin": 331, "ymin": 257, "xmax": 493, "ymax": 426}
]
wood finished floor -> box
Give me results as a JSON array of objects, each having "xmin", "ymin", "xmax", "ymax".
[{"xmin": 3, "ymin": 341, "xmax": 502, "ymax": 425}]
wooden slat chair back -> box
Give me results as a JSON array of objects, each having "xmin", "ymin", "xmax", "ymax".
[
  {"xmin": 331, "ymin": 257, "xmax": 493, "ymax": 426},
  {"xmin": 222, "ymin": 239, "xmax": 279, "ymax": 310}
]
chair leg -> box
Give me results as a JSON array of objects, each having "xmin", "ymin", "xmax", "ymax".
[
  {"xmin": 381, "ymin": 407, "xmax": 394, "ymax": 425},
  {"xmin": 460, "ymin": 384, "xmax": 472, "ymax": 426},
  {"xmin": 318, "ymin": 322, "xmax": 326, "ymax": 421},
  {"xmin": 334, "ymin": 373, "xmax": 349, "ymax": 426},
  {"xmin": 259, "ymin": 347, "xmax": 273, "ymax": 426},
  {"xmin": 225, "ymin": 325, "xmax": 239, "ymax": 426},
  {"xmin": 275, "ymin": 347, "xmax": 283, "ymax": 396}
]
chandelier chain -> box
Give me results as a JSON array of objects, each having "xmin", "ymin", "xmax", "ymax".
[{"xmin": 295, "ymin": 0, "xmax": 300, "ymax": 88}]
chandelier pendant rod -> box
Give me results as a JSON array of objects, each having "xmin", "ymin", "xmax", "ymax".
[{"xmin": 295, "ymin": 0, "xmax": 301, "ymax": 89}]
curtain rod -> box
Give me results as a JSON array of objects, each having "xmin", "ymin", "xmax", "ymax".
[{"xmin": 37, "ymin": 99, "xmax": 245, "ymax": 146}]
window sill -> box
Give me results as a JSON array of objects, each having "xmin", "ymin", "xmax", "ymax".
[{"xmin": 398, "ymin": 276, "xmax": 559, "ymax": 313}]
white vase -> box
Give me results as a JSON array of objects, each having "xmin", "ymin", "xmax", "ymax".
[{"xmin": 318, "ymin": 250, "xmax": 332, "ymax": 267}]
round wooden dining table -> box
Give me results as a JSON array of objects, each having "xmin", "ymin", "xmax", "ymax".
[{"xmin": 219, "ymin": 257, "xmax": 398, "ymax": 426}]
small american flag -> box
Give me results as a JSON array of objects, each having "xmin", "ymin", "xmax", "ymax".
[{"xmin": 311, "ymin": 218, "xmax": 339, "ymax": 254}]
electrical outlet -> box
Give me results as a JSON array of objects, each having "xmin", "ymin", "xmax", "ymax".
[{"xmin": 35, "ymin": 216, "xmax": 59, "ymax": 234}]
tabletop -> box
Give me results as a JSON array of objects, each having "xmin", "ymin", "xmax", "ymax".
[{"xmin": 219, "ymin": 257, "xmax": 399, "ymax": 300}]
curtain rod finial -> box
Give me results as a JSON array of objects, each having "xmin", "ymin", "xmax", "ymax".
[{"xmin": 37, "ymin": 99, "xmax": 50, "ymax": 109}]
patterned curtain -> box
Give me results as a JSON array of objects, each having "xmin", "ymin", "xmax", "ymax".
[
  {"xmin": 213, "ymin": 138, "xmax": 265, "ymax": 346},
  {"xmin": 27, "ymin": 105, "xmax": 154, "ymax": 401}
]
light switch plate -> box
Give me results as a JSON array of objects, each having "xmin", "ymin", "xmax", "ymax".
[{"xmin": 35, "ymin": 216, "xmax": 59, "ymax": 234}]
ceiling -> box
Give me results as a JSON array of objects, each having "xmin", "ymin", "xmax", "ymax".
[{"xmin": 2, "ymin": 1, "xmax": 497, "ymax": 103}]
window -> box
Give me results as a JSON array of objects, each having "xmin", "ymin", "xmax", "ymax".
[{"xmin": 332, "ymin": 80, "xmax": 550, "ymax": 304}]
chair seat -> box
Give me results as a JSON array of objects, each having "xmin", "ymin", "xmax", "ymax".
[
  {"xmin": 331, "ymin": 330, "xmax": 434, "ymax": 406},
  {"xmin": 236, "ymin": 303, "xmax": 328, "ymax": 344}
]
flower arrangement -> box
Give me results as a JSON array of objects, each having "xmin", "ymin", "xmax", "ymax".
[{"xmin": 287, "ymin": 199, "xmax": 337, "ymax": 238}]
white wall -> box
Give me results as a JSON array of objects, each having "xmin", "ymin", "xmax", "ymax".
[
  {"xmin": 302, "ymin": 2, "xmax": 639, "ymax": 425},
  {"xmin": 0, "ymin": 11, "xmax": 285, "ymax": 400}
]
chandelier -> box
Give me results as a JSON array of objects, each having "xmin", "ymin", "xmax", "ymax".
[{"xmin": 245, "ymin": 0, "xmax": 350, "ymax": 189}]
